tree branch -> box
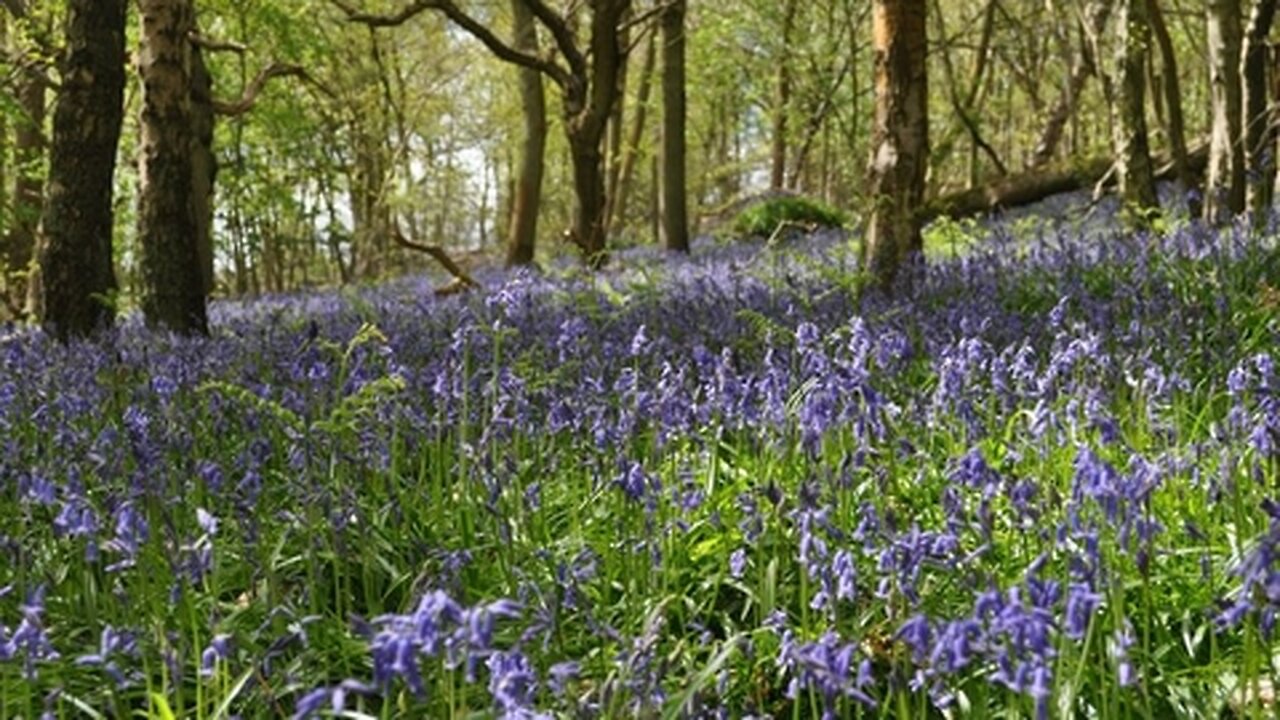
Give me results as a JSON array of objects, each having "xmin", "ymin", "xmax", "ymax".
[
  {"xmin": 390, "ymin": 223, "xmax": 481, "ymax": 293},
  {"xmin": 211, "ymin": 63, "xmax": 308, "ymax": 116},
  {"xmin": 2, "ymin": 54, "xmax": 59, "ymax": 93},
  {"xmin": 519, "ymin": 0, "xmax": 587, "ymax": 78},
  {"xmin": 434, "ymin": 0, "xmax": 570, "ymax": 87},
  {"xmin": 188, "ymin": 31, "xmax": 247, "ymax": 54},
  {"xmin": 327, "ymin": 0, "xmax": 433, "ymax": 27},
  {"xmin": 619, "ymin": 1, "xmax": 676, "ymax": 36},
  {"xmin": 328, "ymin": 0, "xmax": 570, "ymax": 87}
]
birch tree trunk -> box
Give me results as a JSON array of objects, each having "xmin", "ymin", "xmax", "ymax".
[
  {"xmin": 1243, "ymin": 0, "xmax": 1278, "ymax": 225},
  {"xmin": 864, "ymin": 0, "xmax": 928, "ymax": 293},
  {"xmin": 770, "ymin": 0, "xmax": 797, "ymax": 191},
  {"xmin": 1206, "ymin": 0, "xmax": 1246, "ymax": 223}
]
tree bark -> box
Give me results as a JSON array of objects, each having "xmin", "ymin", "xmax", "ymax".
[
  {"xmin": 563, "ymin": 0, "xmax": 630, "ymax": 267},
  {"xmin": 189, "ymin": 43, "xmax": 218, "ymax": 296},
  {"xmin": 506, "ymin": 0, "xmax": 546, "ymax": 267},
  {"xmin": 611, "ymin": 28, "xmax": 656, "ymax": 232},
  {"xmin": 1243, "ymin": 0, "xmax": 1278, "ymax": 225},
  {"xmin": 1206, "ymin": 0, "xmax": 1246, "ymax": 223},
  {"xmin": 865, "ymin": 0, "xmax": 929, "ymax": 293},
  {"xmin": 5, "ymin": 70, "xmax": 43, "ymax": 318},
  {"xmin": 567, "ymin": 134, "xmax": 608, "ymax": 264},
  {"xmin": 604, "ymin": 10, "xmax": 629, "ymax": 238},
  {"xmin": 0, "ymin": 15, "xmax": 7, "ymax": 309},
  {"xmin": 136, "ymin": 0, "xmax": 207, "ymax": 334},
  {"xmin": 1147, "ymin": 0, "xmax": 1201, "ymax": 217},
  {"xmin": 1114, "ymin": 0, "xmax": 1160, "ymax": 224},
  {"xmin": 659, "ymin": 0, "xmax": 689, "ymax": 253},
  {"xmin": 770, "ymin": 0, "xmax": 798, "ymax": 191},
  {"xmin": 39, "ymin": 0, "xmax": 126, "ymax": 340}
]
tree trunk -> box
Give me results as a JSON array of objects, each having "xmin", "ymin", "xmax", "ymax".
[
  {"xmin": 604, "ymin": 11, "xmax": 629, "ymax": 237},
  {"xmin": 611, "ymin": 28, "xmax": 657, "ymax": 232},
  {"xmin": 1206, "ymin": 0, "xmax": 1246, "ymax": 223},
  {"xmin": 351, "ymin": 127, "xmax": 388, "ymax": 279},
  {"xmin": 0, "ymin": 12, "xmax": 5, "ymax": 229},
  {"xmin": 1031, "ymin": 2, "xmax": 1112, "ymax": 168},
  {"xmin": 5, "ymin": 72, "xmax": 43, "ymax": 319},
  {"xmin": 770, "ymin": 0, "xmax": 798, "ymax": 191},
  {"xmin": 1114, "ymin": 0, "xmax": 1160, "ymax": 224},
  {"xmin": 4, "ymin": 71, "xmax": 42, "ymax": 315},
  {"xmin": 864, "ymin": 0, "xmax": 929, "ymax": 293},
  {"xmin": 1147, "ymin": 0, "xmax": 1201, "ymax": 217},
  {"xmin": 659, "ymin": 0, "xmax": 689, "ymax": 253},
  {"xmin": 505, "ymin": 0, "xmax": 546, "ymax": 267},
  {"xmin": 39, "ymin": 0, "xmax": 127, "ymax": 340},
  {"xmin": 563, "ymin": 0, "xmax": 630, "ymax": 267},
  {"xmin": 567, "ymin": 132, "xmax": 609, "ymax": 266},
  {"xmin": 189, "ymin": 43, "xmax": 218, "ymax": 295},
  {"xmin": 136, "ymin": 0, "xmax": 207, "ymax": 334},
  {"xmin": 1243, "ymin": 0, "xmax": 1278, "ymax": 225}
]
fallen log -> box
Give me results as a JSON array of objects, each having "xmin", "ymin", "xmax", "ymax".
[{"xmin": 922, "ymin": 142, "xmax": 1209, "ymax": 222}]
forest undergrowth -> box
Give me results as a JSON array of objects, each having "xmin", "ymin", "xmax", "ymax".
[{"xmin": 1, "ymin": 209, "xmax": 1279, "ymax": 719}]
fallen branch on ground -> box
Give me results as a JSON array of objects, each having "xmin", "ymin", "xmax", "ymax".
[
  {"xmin": 390, "ymin": 224, "xmax": 482, "ymax": 295},
  {"xmin": 922, "ymin": 141, "xmax": 1209, "ymax": 222}
]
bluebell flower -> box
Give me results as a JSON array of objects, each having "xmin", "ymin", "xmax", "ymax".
[
  {"xmin": 200, "ymin": 634, "xmax": 233, "ymax": 678},
  {"xmin": 548, "ymin": 660, "xmax": 580, "ymax": 698},
  {"xmin": 292, "ymin": 680, "xmax": 374, "ymax": 720},
  {"xmin": 729, "ymin": 549, "xmax": 747, "ymax": 579},
  {"xmin": 1109, "ymin": 623, "xmax": 1137, "ymax": 688},
  {"xmin": 487, "ymin": 650, "xmax": 550, "ymax": 719},
  {"xmin": 777, "ymin": 630, "xmax": 876, "ymax": 716}
]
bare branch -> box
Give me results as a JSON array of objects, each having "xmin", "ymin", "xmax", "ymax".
[
  {"xmin": 188, "ymin": 31, "xmax": 247, "ymax": 54},
  {"xmin": 390, "ymin": 223, "xmax": 482, "ymax": 293},
  {"xmin": 327, "ymin": 0, "xmax": 433, "ymax": 27},
  {"xmin": 211, "ymin": 62, "xmax": 308, "ymax": 116},
  {"xmin": 433, "ymin": 0, "xmax": 570, "ymax": 86},
  {"xmin": 519, "ymin": 0, "xmax": 587, "ymax": 78},
  {"xmin": 619, "ymin": 1, "xmax": 675, "ymax": 37},
  {"xmin": 328, "ymin": 0, "xmax": 570, "ymax": 87},
  {"xmin": 2, "ymin": 52, "xmax": 59, "ymax": 93}
]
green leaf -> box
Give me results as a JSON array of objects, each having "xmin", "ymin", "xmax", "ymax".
[{"xmin": 150, "ymin": 693, "xmax": 177, "ymax": 720}]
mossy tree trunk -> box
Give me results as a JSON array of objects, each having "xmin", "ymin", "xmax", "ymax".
[{"xmin": 1114, "ymin": 0, "xmax": 1160, "ymax": 226}]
